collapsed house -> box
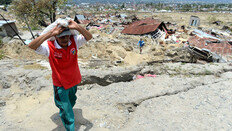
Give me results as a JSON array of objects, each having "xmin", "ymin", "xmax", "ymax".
[
  {"xmin": 188, "ymin": 29, "xmax": 232, "ymax": 62},
  {"xmin": 0, "ymin": 20, "xmax": 19, "ymax": 37},
  {"xmin": 74, "ymin": 14, "xmax": 90, "ymax": 24},
  {"xmin": 121, "ymin": 18, "xmax": 168, "ymax": 39}
]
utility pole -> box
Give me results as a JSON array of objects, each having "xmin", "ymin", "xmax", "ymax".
[{"xmin": 24, "ymin": 14, "xmax": 35, "ymax": 39}]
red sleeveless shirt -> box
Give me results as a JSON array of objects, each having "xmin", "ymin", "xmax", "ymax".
[{"xmin": 48, "ymin": 36, "xmax": 81, "ymax": 89}]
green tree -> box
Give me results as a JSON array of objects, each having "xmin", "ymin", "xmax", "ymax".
[
  {"xmin": 10, "ymin": 0, "xmax": 68, "ymax": 27},
  {"xmin": 0, "ymin": 0, "xmax": 13, "ymax": 5}
]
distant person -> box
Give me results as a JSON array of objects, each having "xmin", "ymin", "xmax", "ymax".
[
  {"xmin": 28, "ymin": 20, "xmax": 92, "ymax": 131},
  {"xmin": 138, "ymin": 38, "xmax": 145, "ymax": 54}
]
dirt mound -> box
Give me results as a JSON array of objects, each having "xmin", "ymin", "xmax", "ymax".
[
  {"xmin": 0, "ymin": 27, "xmax": 191, "ymax": 67},
  {"xmin": 1, "ymin": 39, "xmax": 47, "ymax": 60},
  {"xmin": 77, "ymin": 27, "xmax": 169, "ymax": 66},
  {"xmin": 124, "ymin": 52, "xmax": 150, "ymax": 65}
]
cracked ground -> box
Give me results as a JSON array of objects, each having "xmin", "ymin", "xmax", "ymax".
[{"xmin": 0, "ymin": 60, "xmax": 232, "ymax": 130}]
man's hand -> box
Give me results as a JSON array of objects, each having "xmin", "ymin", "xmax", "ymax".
[
  {"xmin": 68, "ymin": 20, "xmax": 92, "ymax": 41},
  {"xmin": 68, "ymin": 20, "xmax": 80, "ymax": 31},
  {"xmin": 50, "ymin": 24, "xmax": 66, "ymax": 36}
]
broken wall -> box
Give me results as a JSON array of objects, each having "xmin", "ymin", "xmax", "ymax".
[{"xmin": 188, "ymin": 36, "xmax": 232, "ymax": 62}]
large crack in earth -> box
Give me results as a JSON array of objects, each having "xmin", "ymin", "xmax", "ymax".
[
  {"xmin": 79, "ymin": 70, "xmax": 142, "ymax": 86},
  {"xmin": 117, "ymin": 79, "xmax": 227, "ymax": 113},
  {"xmin": 78, "ymin": 66, "xmax": 232, "ymax": 87}
]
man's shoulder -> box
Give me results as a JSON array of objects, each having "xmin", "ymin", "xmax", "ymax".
[{"xmin": 46, "ymin": 40, "xmax": 56, "ymax": 48}]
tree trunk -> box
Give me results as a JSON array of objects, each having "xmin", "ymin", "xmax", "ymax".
[
  {"xmin": 51, "ymin": 0, "xmax": 57, "ymax": 23},
  {"xmin": 38, "ymin": 20, "xmax": 48, "ymax": 27},
  {"xmin": 49, "ymin": 10, "xmax": 53, "ymax": 23},
  {"xmin": 52, "ymin": 12, "xmax": 56, "ymax": 23}
]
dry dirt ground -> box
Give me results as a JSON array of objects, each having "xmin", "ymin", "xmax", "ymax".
[
  {"xmin": 0, "ymin": 59, "xmax": 232, "ymax": 131},
  {"xmin": 138, "ymin": 12, "xmax": 232, "ymax": 28},
  {"xmin": 0, "ymin": 12, "xmax": 232, "ymax": 130}
]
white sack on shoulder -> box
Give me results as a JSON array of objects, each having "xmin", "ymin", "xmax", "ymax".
[{"xmin": 41, "ymin": 17, "xmax": 79, "ymax": 41}]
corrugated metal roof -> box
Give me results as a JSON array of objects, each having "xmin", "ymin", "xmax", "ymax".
[
  {"xmin": 193, "ymin": 29, "xmax": 220, "ymax": 40},
  {"xmin": 75, "ymin": 15, "xmax": 85, "ymax": 20},
  {"xmin": 188, "ymin": 35, "xmax": 232, "ymax": 56},
  {"xmin": 0, "ymin": 20, "xmax": 15, "ymax": 27},
  {"xmin": 121, "ymin": 18, "xmax": 163, "ymax": 35}
]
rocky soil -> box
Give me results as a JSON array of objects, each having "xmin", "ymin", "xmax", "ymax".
[
  {"xmin": 0, "ymin": 11, "xmax": 232, "ymax": 130},
  {"xmin": 0, "ymin": 59, "xmax": 232, "ymax": 131}
]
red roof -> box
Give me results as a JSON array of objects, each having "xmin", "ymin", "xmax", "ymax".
[
  {"xmin": 188, "ymin": 35, "xmax": 232, "ymax": 56},
  {"xmin": 121, "ymin": 18, "xmax": 164, "ymax": 35}
]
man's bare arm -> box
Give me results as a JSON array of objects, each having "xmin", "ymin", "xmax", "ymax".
[{"xmin": 28, "ymin": 25, "xmax": 65, "ymax": 50}]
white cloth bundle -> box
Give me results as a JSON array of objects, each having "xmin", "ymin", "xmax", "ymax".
[{"xmin": 41, "ymin": 17, "xmax": 79, "ymax": 41}]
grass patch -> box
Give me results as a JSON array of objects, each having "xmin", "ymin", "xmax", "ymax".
[
  {"xmin": 181, "ymin": 62, "xmax": 186, "ymax": 65},
  {"xmin": 204, "ymin": 69, "xmax": 212, "ymax": 75},
  {"xmin": 31, "ymin": 26, "xmax": 40, "ymax": 30},
  {"xmin": 0, "ymin": 38, "xmax": 4, "ymax": 60},
  {"xmin": 0, "ymin": 50, "xmax": 5, "ymax": 60},
  {"xmin": 24, "ymin": 63, "xmax": 47, "ymax": 70}
]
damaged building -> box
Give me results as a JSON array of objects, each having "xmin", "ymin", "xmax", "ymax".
[
  {"xmin": 188, "ymin": 29, "xmax": 232, "ymax": 62},
  {"xmin": 0, "ymin": 20, "xmax": 18, "ymax": 37},
  {"xmin": 121, "ymin": 18, "xmax": 168, "ymax": 39}
]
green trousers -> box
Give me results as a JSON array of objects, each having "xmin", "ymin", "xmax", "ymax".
[{"xmin": 53, "ymin": 85, "xmax": 77, "ymax": 131}]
